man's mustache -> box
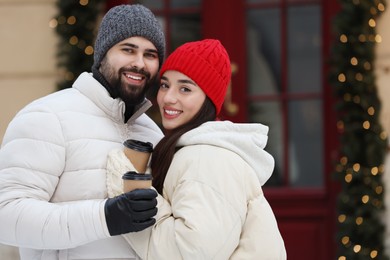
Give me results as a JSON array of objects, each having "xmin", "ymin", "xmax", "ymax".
[{"xmin": 120, "ymin": 67, "xmax": 151, "ymax": 81}]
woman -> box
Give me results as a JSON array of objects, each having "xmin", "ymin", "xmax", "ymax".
[{"xmin": 108, "ymin": 39, "xmax": 287, "ymax": 259}]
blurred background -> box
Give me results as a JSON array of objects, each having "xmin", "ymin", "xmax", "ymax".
[{"xmin": 1, "ymin": 0, "xmax": 390, "ymax": 259}]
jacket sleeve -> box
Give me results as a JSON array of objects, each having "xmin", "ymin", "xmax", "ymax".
[
  {"xmin": 0, "ymin": 106, "xmax": 108, "ymax": 249},
  {"xmin": 124, "ymin": 145, "xmax": 250, "ymax": 260}
]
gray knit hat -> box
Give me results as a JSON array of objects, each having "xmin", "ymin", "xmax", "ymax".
[{"xmin": 93, "ymin": 4, "xmax": 165, "ymax": 70}]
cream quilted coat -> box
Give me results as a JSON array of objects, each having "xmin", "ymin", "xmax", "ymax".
[
  {"xmin": 110, "ymin": 121, "xmax": 287, "ymax": 259},
  {"xmin": 0, "ymin": 72, "xmax": 163, "ymax": 260}
]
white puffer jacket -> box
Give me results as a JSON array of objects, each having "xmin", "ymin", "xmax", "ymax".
[
  {"xmin": 0, "ymin": 72, "xmax": 163, "ymax": 260},
  {"xmin": 122, "ymin": 121, "xmax": 287, "ymax": 259}
]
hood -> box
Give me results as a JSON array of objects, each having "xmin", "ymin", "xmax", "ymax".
[{"xmin": 176, "ymin": 121, "xmax": 275, "ymax": 186}]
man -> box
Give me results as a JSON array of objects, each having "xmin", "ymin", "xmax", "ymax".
[{"xmin": 0, "ymin": 4, "xmax": 165, "ymax": 259}]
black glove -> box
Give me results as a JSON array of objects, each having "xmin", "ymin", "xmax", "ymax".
[{"xmin": 104, "ymin": 189, "xmax": 158, "ymax": 236}]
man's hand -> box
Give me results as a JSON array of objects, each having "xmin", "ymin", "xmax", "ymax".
[{"xmin": 104, "ymin": 189, "xmax": 158, "ymax": 236}]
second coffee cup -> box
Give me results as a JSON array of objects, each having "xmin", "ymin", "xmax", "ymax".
[
  {"xmin": 122, "ymin": 171, "xmax": 153, "ymax": 192},
  {"xmin": 123, "ymin": 139, "xmax": 154, "ymax": 173}
]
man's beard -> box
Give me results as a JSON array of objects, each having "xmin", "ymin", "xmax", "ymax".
[{"xmin": 99, "ymin": 59, "xmax": 156, "ymax": 105}]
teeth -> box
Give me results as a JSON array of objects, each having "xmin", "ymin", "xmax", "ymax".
[
  {"xmin": 126, "ymin": 74, "xmax": 142, "ymax": 80},
  {"xmin": 165, "ymin": 110, "xmax": 180, "ymax": 115}
]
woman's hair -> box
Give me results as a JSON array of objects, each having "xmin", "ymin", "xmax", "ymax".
[{"xmin": 151, "ymin": 97, "xmax": 216, "ymax": 194}]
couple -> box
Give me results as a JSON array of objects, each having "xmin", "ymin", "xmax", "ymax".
[{"xmin": 0, "ymin": 4, "xmax": 286, "ymax": 260}]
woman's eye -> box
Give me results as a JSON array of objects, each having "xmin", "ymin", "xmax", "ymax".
[
  {"xmin": 180, "ymin": 87, "xmax": 191, "ymax": 92},
  {"xmin": 160, "ymin": 83, "xmax": 169, "ymax": 89}
]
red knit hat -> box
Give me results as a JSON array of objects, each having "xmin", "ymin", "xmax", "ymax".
[{"xmin": 160, "ymin": 39, "xmax": 231, "ymax": 115}]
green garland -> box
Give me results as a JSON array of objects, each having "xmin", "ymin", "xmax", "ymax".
[
  {"xmin": 54, "ymin": 0, "xmax": 105, "ymax": 90},
  {"xmin": 329, "ymin": 0, "xmax": 388, "ymax": 259}
]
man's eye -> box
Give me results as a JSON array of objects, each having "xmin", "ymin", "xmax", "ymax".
[{"xmin": 145, "ymin": 53, "xmax": 157, "ymax": 59}]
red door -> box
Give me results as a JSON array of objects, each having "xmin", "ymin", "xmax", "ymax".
[
  {"xmin": 201, "ymin": 1, "xmax": 339, "ymax": 259},
  {"xmin": 120, "ymin": 0, "xmax": 340, "ymax": 258}
]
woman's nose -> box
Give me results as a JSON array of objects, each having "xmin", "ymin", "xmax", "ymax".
[{"xmin": 163, "ymin": 88, "xmax": 177, "ymax": 103}]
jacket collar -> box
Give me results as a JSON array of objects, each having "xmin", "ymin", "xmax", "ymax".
[{"xmin": 72, "ymin": 72, "xmax": 152, "ymax": 123}]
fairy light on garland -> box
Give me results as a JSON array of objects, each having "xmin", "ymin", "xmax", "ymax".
[
  {"xmin": 49, "ymin": 0, "xmax": 105, "ymax": 90},
  {"xmin": 329, "ymin": 0, "xmax": 388, "ymax": 259}
]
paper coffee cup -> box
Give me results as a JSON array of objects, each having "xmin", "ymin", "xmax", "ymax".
[
  {"xmin": 123, "ymin": 139, "xmax": 153, "ymax": 173},
  {"xmin": 122, "ymin": 171, "xmax": 153, "ymax": 193}
]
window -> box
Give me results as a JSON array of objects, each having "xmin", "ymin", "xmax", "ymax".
[{"xmin": 246, "ymin": 0, "xmax": 323, "ymax": 187}]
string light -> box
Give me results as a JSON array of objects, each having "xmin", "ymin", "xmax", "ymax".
[
  {"xmin": 339, "ymin": 214, "xmax": 347, "ymax": 223},
  {"xmin": 69, "ymin": 36, "xmax": 78, "ymax": 45},
  {"xmin": 368, "ymin": 18, "xmax": 376, "ymax": 27},
  {"xmin": 354, "ymin": 245, "xmax": 362, "ymax": 253},
  {"xmin": 375, "ymin": 34, "xmax": 382, "ymax": 43},
  {"xmin": 84, "ymin": 46, "xmax": 94, "ymax": 55},
  {"xmin": 79, "ymin": 0, "xmax": 89, "ymax": 6},
  {"xmin": 67, "ymin": 16, "xmax": 76, "ymax": 25},
  {"xmin": 49, "ymin": 18, "xmax": 58, "ymax": 28},
  {"xmin": 341, "ymin": 156, "xmax": 348, "ymax": 165},
  {"xmin": 380, "ymin": 131, "xmax": 387, "ymax": 140},
  {"xmin": 367, "ymin": 107, "xmax": 375, "ymax": 116},
  {"xmin": 371, "ymin": 167, "xmax": 379, "ymax": 176},
  {"xmin": 341, "ymin": 236, "xmax": 350, "ymax": 245},
  {"xmin": 345, "ymin": 173, "xmax": 352, "ymax": 183},
  {"xmin": 355, "ymin": 217, "xmax": 363, "ymax": 225},
  {"xmin": 363, "ymin": 61, "xmax": 371, "ymax": 70},
  {"xmin": 363, "ymin": 121, "xmax": 370, "ymax": 129},
  {"xmin": 338, "ymin": 73, "xmax": 346, "ymax": 82}
]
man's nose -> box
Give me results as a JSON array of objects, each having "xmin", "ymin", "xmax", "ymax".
[{"xmin": 130, "ymin": 54, "xmax": 146, "ymax": 69}]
